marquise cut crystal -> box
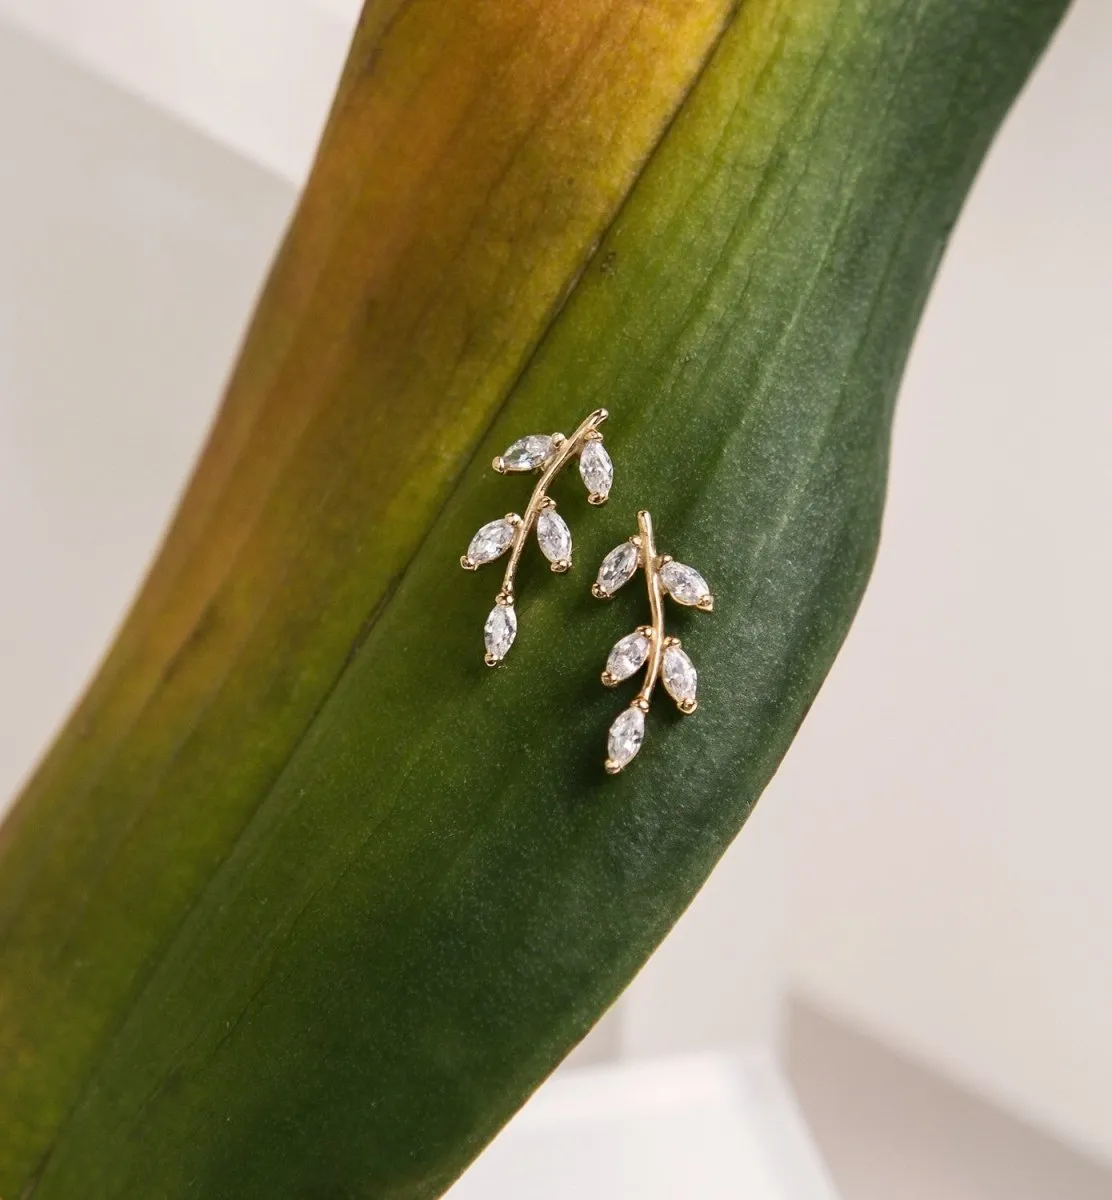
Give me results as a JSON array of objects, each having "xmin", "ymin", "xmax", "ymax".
[
  {"xmin": 536, "ymin": 509, "xmax": 572, "ymax": 563},
  {"xmin": 579, "ymin": 439, "xmax": 613, "ymax": 499},
  {"xmin": 467, "ymin": 518, "xmax": 516, "ymax": 565},
  {"xmin": 606, "ymin": 632, "xmax": 650, "ymax": 682},
  {"xmin": 662, "ymin": 644, "xmax": 697, "ymax": 707},
  {"xmin": 660, "ymin": 560, "xmax": 711, "ymax": 607},
  {"xmin": 607, "ymin": 706, "xmax": 645, "ymax": 769},
  {"xmin": 501, "ymin": 434, "xmax": 556, "ymax": 471},
  {"xmin": 484, "ymin": 603, "xmax": 517, "ymax": 661},
  {"xmin": 595, "ymin": 542, "xmax": 639, "ymax": 596}
]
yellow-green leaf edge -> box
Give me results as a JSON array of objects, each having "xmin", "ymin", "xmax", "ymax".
[{"xmin": 0, "ymin": 0, "xmax": 1068, "ymax": 1196}]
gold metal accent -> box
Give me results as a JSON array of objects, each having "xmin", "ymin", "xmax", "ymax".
[
  {"xmin": 496, "ymin": 409, "xmax": 607, "ymax": 602},
  {"xmin": 465, "ymin": 409, "xmax": 609, "ymax": 663},
  {"xmin": 595, "ymin": 509, "xmax": 711, "ymax": 771},
  {"xmin": 633, "ymin": 511, "xmax": 666, "ymax": 709}
]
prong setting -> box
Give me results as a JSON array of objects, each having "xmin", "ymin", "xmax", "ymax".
[
  {"xmin": 594, "ymin": 510, "xmax": 712, "ymax": 771},
  {"xmin": 462, "ymin": 410, "xmax": 612, "ymax": 664}
]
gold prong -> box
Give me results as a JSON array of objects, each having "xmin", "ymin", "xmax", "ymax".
[
  {"xmin": 492, "ymin": 456, "xmax": 507, "ymax": 474},
  {"xmin": 540, "ymin": 496, "xmax": 556, "ymax": 511},
  {"xmin": 550, "ymin": 559, "xmax": 571, "ymax": 574},
  {"xmin": 507, "ymin": 512, "xmax": 523, "ymax": 525},
  {"xmin": 678, "ymin": 698, "xmax": 698, "ymax": 715},
  {"xmin": 637, "ymin": 624, "xmax": 654, "ymax": 636},
  {"xmin": 484, "ymin": 653, "xmax": 500, "ymax": 667},
  {"xmin": 663, "ymin": 635, "xmax": 681, "ymax": 647},
  {"xmin": 591, "ymin": 583, "xmax": 609, "ymax": 600},
  {"xmin": 604, "ymin": 758, "xmax": 623, "ymax": 775},
  {"xmin": 696, "ymin": 594, "xmax": 715, "ymax": 612},
  {"xmin": 584, "ymin": 429, "xmax": 603, "ymax": 442},
  {"xmin": 460, "ymin": 556, "xmax": 477, "ymax": 571},
  {"xmin": 496, "ymin": 589, "xmax": 513, "ymax": 605},
  {"xmin": 633, "ymin": 697, "xmax": 650, "ymax": 714},
  {"xmin": 660, "ymin": 554, "xmax": 674, "ymax": 565},
  {"xmin": 601, "ymin": 671, "xmax": 618, "ymax": 688},
  {"xmin": 587, "ymin": 492, "xmax": 607, "ymax": 506}
]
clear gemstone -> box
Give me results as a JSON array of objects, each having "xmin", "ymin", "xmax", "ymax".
[
  {"xmin": 662, "ymin": 645, "xmax": 697, "ymax": 706},
  {"xmin": 536, "ymin": 509, "xmax": 572, "ymax": 563},
  {"xmin": 579, "ymin": 439, "xmax": 613, "ymax": 499},
  {"xmin": 501, "ymin": 434, "xmax": 556, "ymax": 471},
  {"xmin": 660, "ymin": 560, "xmax": 711, "ymax": 607},
  {"xmin": 606, "ymin": 632, "xmax": 650, "ymax": 682},
  {"xmin": 595, "ymin": 542, "xmax": 639, "ymax": 596},
  {"xmin": 467, "ymin": 518, "xmax": 516, "ymax": 565},
  {"xmin": 484, "ymin": 604, "xmax": 517, "ymax": 661},
  {"xmin": 607, "ymin": 706, "xmax": 645, "ymax": 769}
]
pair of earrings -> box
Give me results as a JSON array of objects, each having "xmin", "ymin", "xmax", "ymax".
[{"xmin": 460, "ymin": 410, "xmax": 713, "ymax": 774}]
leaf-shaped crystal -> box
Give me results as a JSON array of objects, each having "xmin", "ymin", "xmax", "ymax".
[
  {"xmin": 607, "ymin": 706, "xmax": 645, "ymax": 770},
  {"xmin": 484, "ymin": 603, "xmax": 517, "ymax": 662},
  {"xmin": 579, "ymin": 439, "xmax": 613, "ymax": 500},
  {"xmin": 536, "ymin": 509, "xmax": 572, "ymax": 564},
  {"xmin": 606, "ymin": 632, "xmax": 650, "ymax": 682},
  {"xmin": 467, "ymin": 518, "xmax": 516, "ymax": 566},
  {"xmin": 501, "ymin": 434, "xmax": 556, "ymax": 471},
  {"xmin": 660, "ymin": 560, "xmax": 712, "ymax": 607},
  {"xmin": 662, "ymin": 644, "xmax": 698, "ymax": 708},
  {"xmin": 595, "ymin": 541, "xmax": 639, "ymax": 596}
]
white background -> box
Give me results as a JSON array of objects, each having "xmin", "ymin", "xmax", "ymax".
[{"xmin": 0, "ymin": 0, "xmax": 1109, "ymax": 1181}]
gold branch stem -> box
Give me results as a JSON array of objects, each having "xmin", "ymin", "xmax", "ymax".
[
  {"xmin": 634, "ymin": 508, "xmax": 666, "ymax": 709},
  {"xmin": 496, "ymin": 408, "xmax": 607, "ymax": 603}
]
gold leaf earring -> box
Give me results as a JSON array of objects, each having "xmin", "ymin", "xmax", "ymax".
[
  {"xmin": 461, "ymin": 409, "xmax": 612, "ymax": 665},
  {"xmin": 592, "ymin": 509, "xmax": 713, "ymax": 773}
]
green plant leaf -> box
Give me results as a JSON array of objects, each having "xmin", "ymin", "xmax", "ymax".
[{"xmin": 0, "ymin": 0, "xmax": 1067, "ymax": 1196}]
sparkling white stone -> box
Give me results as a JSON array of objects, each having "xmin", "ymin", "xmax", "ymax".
[
  {"xmin": 662, "ymin": 644, "xmax": 698, "ymax": 707},
  {"xmin": 660, "ymin": 560, "xmax": 711, "ymax": 607},
  {"xmin": 484, "ymin": 603, "xmax": 517, "ymax": 661},
  {"xmin": 536, "ymin": 509, "xmax": 572, "ymax": 564},
  {"xmin": 578, "ymin": 439, "xmax": 613, "ymax": 499},
  {"xmin": 467, "ymin": 518, "xmax": 516, "ymax": 565},
  {"xmin": 606, "ymin": 631, "xmax": 650, "ymax": 682},
  {"xmin": 501, "ymin": 434, "xmax": 555, "ymax": 471},
  {"xmin": 596, "ymin": 541, "xmax": 639, "ymax": 596},
  {"xmin": 607, "ymin": 706, "xmax": 645, "ymax": 769}
]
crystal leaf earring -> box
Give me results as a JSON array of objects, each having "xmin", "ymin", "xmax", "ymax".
[
  {"xmin": 592, "ymin": 509, "xmax": 713, "ymax": 773},
  {"xmin": 461, "ymin": 409, "xmax": 613, "ymax": 665}
]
